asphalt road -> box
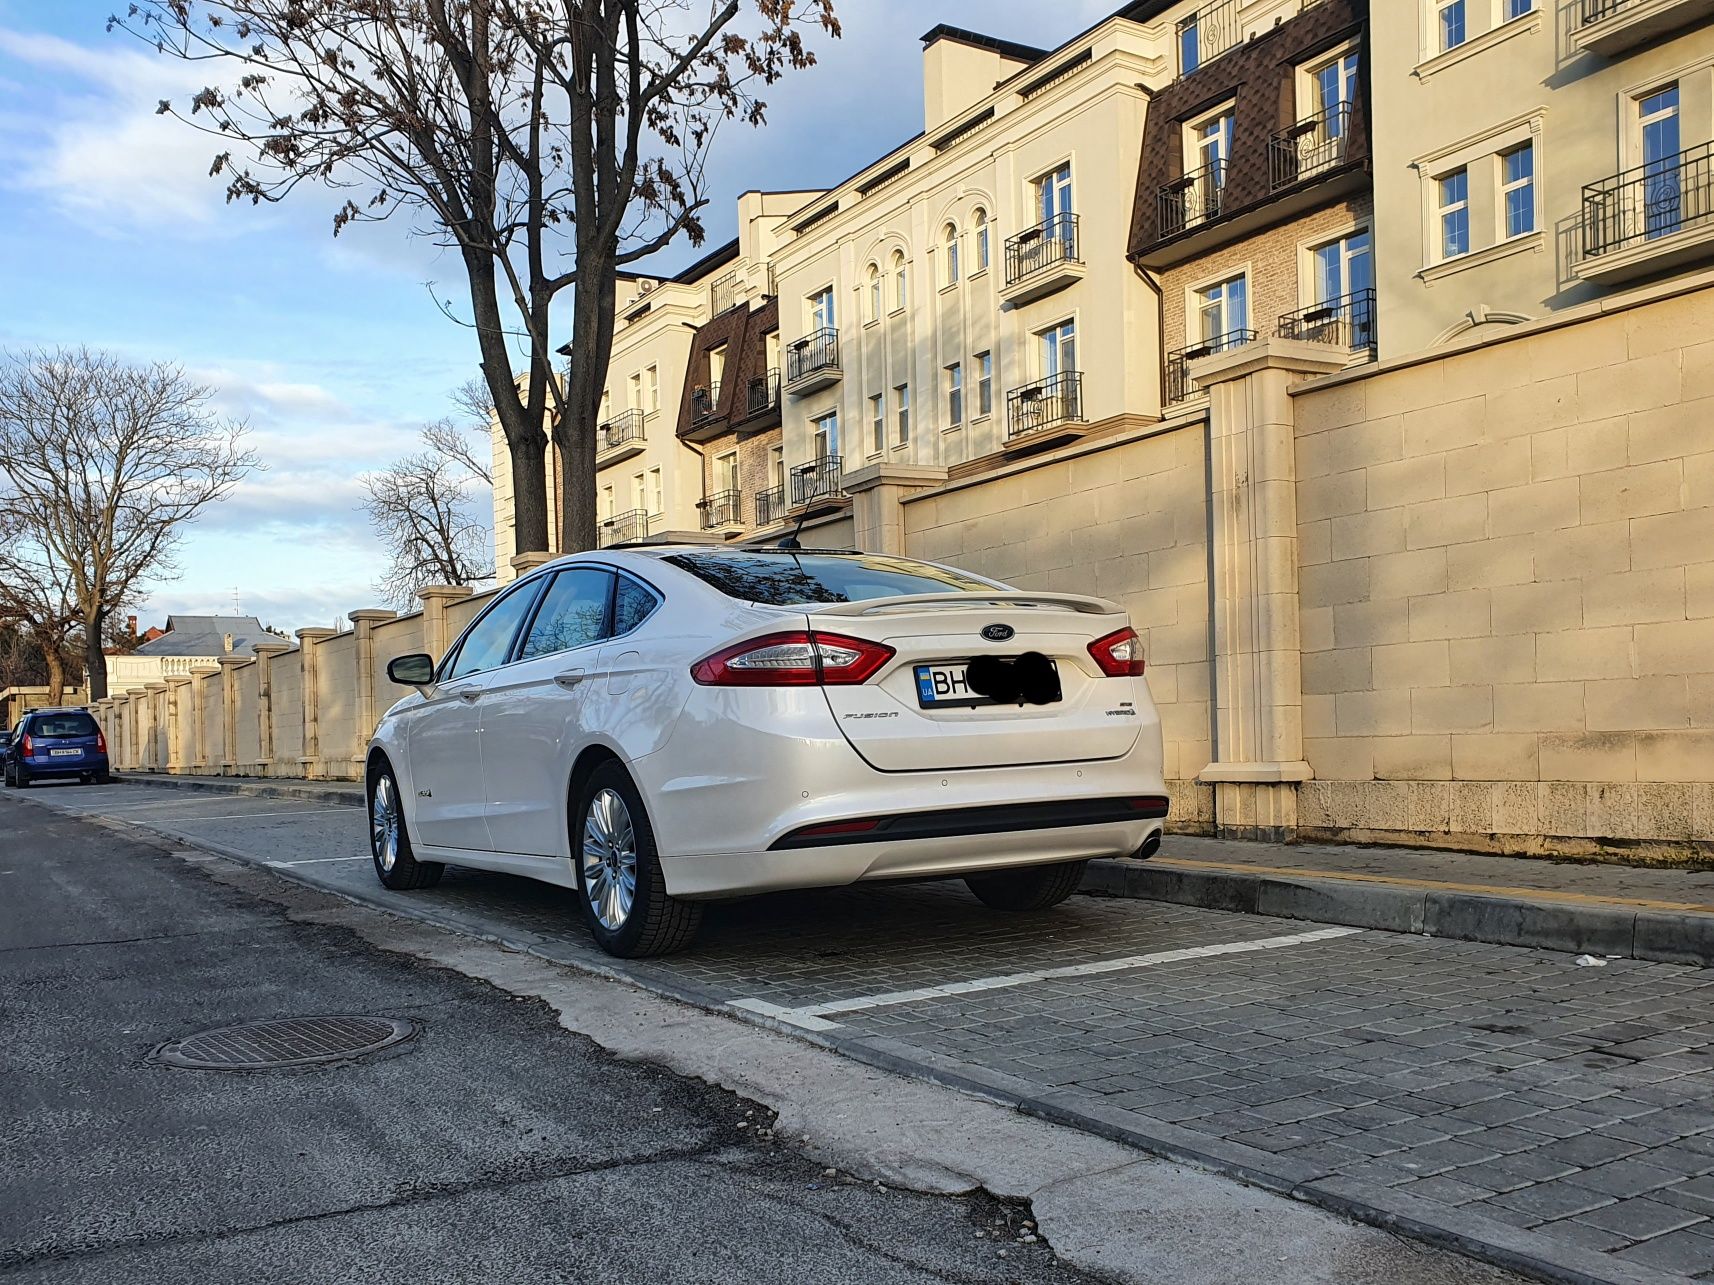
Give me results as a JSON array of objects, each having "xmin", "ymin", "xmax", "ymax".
[{"xmin": 0, "ymin": 797, "xmax": 1092, "ymax": 1285}]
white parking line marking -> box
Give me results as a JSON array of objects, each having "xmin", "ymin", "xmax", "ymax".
[
  {"xmin": 729, "ymin": 926, "xmax": 1363, "ymax": 1031},
  {"xmin": 265, "ymin": 855, "xmax": 369, "ymax": 867},
  {"xmin": 160, "ymin": 808, "xmax": 352, "ymax": 823}
]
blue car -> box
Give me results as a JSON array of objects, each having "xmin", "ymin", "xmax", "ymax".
[{"xmin": 3, "ymin": 707, "xmax": 110, "ymax": 788}]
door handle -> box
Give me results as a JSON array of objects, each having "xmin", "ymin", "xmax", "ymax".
[
  {"xmin": 459, "ymin": 690, "xmax": 481, "ymax": 704},
  {"xmin": 554, "ymin": 670, "xmax": 587, "ymax": 690}
]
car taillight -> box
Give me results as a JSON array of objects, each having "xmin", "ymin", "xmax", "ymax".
[
  {"xmin": 691, "ymin": 631, "xmax": 896, "ymax": 687},
  {"xmin": 1088, "ymin": 627, "xmax": 1145, "ymax": 678},
  {"xmin": 20, "ymin": 734, "xmax": 32, "ymax": 756},
  {"xmin": 96, "ymin": 728, "xmax": 107, "ymax": 754}
]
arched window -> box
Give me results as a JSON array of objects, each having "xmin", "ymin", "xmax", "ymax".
[
  {"xmin": 943, "ymin": 222, "xmax": 960, "ymax": 286},
  {"xmin": 892, "ymin": 249, "xmax": 907, "ymax": 311},
  {"xmin": 866, "ymin": 262, "xmax": 881, "ymax": 322},
  {"xmin": 973, "ymin": 208, "xmax": 990, "ymax": 272}
]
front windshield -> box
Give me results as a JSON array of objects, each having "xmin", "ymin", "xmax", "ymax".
[{"xmin": 664, "ymin": 551, "xmax": 1005, "ymax": 607}]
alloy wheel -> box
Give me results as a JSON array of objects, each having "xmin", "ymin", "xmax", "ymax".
[
  {"xmin": 582, "ymin": 787, "xmax": 638, "ymax": 931},
  {"xmin": 371, "ymin": 774, "xmax": 400, "ymax": 873}
]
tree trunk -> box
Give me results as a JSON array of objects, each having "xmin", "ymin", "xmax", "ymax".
[
  {"xmin": 84, "ymin": 608, "xmax": 107, "ymax": 702},
  {"xmin": 506, "ymin": 428, "xmax": 551, "ymax": 565},
  {"xmin": 42, "ymin": 644, "xmax": 65, "ymax": 707}
]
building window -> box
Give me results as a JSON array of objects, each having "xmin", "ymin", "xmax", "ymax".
[
  {"xmin": 866, "ymin": 263, "xmax": 881, "ymax": 323},
  {"xmin": 1179, "ymin": 11, "xmax": 1200, "ymax": 75},
  {"xmin": 1436, "ymin": 0, "xmax": 1466, "ymax": 51},
  {"xmin": 895, "ymin": 384, "xmax": 911, "ymax": 445},
  {"xmin": 601, "ymin": 485, "xmax": 614, "ymax": 522},
  {"xmin": 632, "ymin": 472, "xmax": 646, "ymax": 513},
  {"xmin": 769, "ymin": 444, "xmax": 785, "ymax": 488},
  {"xmin": 944, "ymin": 223, "xmax": 960, "ymax": 285},
  {"xmin": 891, "ymin": 250, "xmax": 908, "ymax": 311},
  {"xmin": 1438, "ymin": 168, "xmax": 1470, "ymax": 258},
  {"xmin": 1311, "ymin": 230, "xmax": 1372, "ymax": 305},
  {"xmin": 1036, "ymin": 163, "xmax": 1073, "ymax": 228},
  {"xmin": 1194, "ymin": 275, "xmax": 1248, "ymax": 347},
  {"xmin": 646, "ymin": 365, "xmax": 659, "ymax": 412},
  {"xmin": 1039, "ymin": 320, "xmax": 1076, "ymax": 379},
  {"xmin": 628, "ymin": 371, "xmax": 643, "ymax": 410},
  {"xmin": 977, "ymin": 351, "xmax": 993, "ymax": 417},
  {"xmin": 1306, "ymin": 48, "xmax": 1358, "ymax": 124},
  {"xmin": 1500, "ymin": 143, "xmax": 1535, "ymax": 238},
  {"xmin": 1640, "ymin": 84, "xmax": 1682, "ymax": 241},
  {"xmin": 812, "ymin": 409, "xmax": 839, "ymax": 459},
  {"xmin": 708, "ymin": 344, "xmax": 727, "ymax": 393},
  {"xmin": 649, "ymin": 467, "xmax": 663, "ymax": 516},
  {"xmin": 809, "ymin": 285, "xmax": 835, "ymax": 331},
  {"xmin": 946, "ymin": 363, "xmax": 963, "ymax": 427},
  {"xmin": 869, "ymin": 393, "xmax": 884, "ymax": 455},
  {"xmin": 715, "ymin": 451, "xmax": 739, "ymax": 494},
  {"xmin": 1503, "ymin": 0, "xmax": 1533, "ymax": 17},
  {"xmin": 1189, "ymin": 108, "xmax": 1233, "ymax": 177},
  {"xmin": 973, "ymin": 209, "xmax": 990, "ymax": 272}
]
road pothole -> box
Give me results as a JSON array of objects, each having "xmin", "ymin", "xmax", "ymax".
[{"xmin": 151, "ymin": 1015, "xmax": 416, "ymax": 1070}]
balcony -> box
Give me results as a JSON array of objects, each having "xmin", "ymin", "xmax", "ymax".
[
  {"xmin": 1166, "ymin": 330, "xmax": 1255, "ymax": 403},
  {"xmin": 1574, "ymin": 0, "xmax": 1714, "ymax": 56},
  {"xmin": 599, "ymin": 508, "xmax": 649, "ymax": 548},
  {"xmin": 1158, "ymin": 160, "xmax": 1228, "ymax": 240},
  {"xmin": 740, "ymin": 368, "xmax": 781, "ymax": 427},
  {"xmin": 1269, "ymin": 102, "xmax": 1353, "ymax": 192},
  {"xmin": 785, "ymin": 328, "xmax": 841, "ymax": 396},
  {"xmin": 691, "ymin": 382, "xmax": 723, "ymax": 426},
  {"xmin": 1001, "ymin": 213, "xmax": 1084, "ymax": 304},
  {"xmin": 699, "ymin": 489, "xmax": 743, "ymax": 531},
  {"xmin": 1006, "ymin": 371, "xmax": 1084, "ymax": 444},
  {"xmin": 1578, "ymin": 142, "xmax": 1714, "ymax": 285},
  {"xmin": 596, "ymin": 408, "xmax": 646, "ymax": 466},
  {"xmin": 1277, "ymin": 288, "xmax": 1376, "ymax": 360},
  {"xmin": 708, "ymin": 271, "xmax": 739, "ymax": 316},
  {"xmin": 1175, "ymin": 0, "xmax": 1244, "ymax": 78},
  {"xmin": 790, "ymin": 455, "xmax": 844, "ymax": 509},
  {"xmin": 755, "ymin": 483, "xmax": 788, "ymax": 528}
]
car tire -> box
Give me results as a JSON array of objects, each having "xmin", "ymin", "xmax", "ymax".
[
  {"xmin": 367, "ymin": 761, "xmax": 443, "ymax": 891},
  {"xmin": 573, "ymin": 760, "xmax": 700, "ymax": 958},
  {"xmin": 965, "ymin": 859, "xmax": 1088, "ymax": 911},
  {"xmin": 95, "ymin": 770, "xmax": 112, "ymax": 785},
  {"xmin": 13, "ymin": 766, "xmax": 29, "ymax": 790},
  {"xmin": 2, "ymin": 764, "xmax": 12, "ymax": 787}
]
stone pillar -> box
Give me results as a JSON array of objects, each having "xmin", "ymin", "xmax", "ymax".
[
  {"xmin": 418, "ymin": 585, "xmax": 474, "ymax": 662},
  {"xmin": 144, "ymin": 683, "xmax": 169, "ymax": 771},
  {"xmin": 164, "ymin": 676, "xmax": 192, "ymax": 772},
  {"xmin": 842, "ymin": 463, "xmax": 949, "ymax": 555},
  {"xmin": 510, "ymin": 551, "xmax": 554, "ymax": 578},
  {"xmin": 348, "ymin": 609, "xmax": 398, "ymax": 774},
  {"xmin": 251, "ymin": 641, "xmax": 291, "ymax": 775},
  {"xmin": 1191, "ymin": 337, "xmax": 1348, "ymax": 841},
  {"xmin": 188, "ymin": 664, "xmax": 220, "ymax": 772},
  {"xmin": 217, "ymin": 655, "xmax": 248, "ymax": 774},
  {"xmin": 295, "ymin": 628, "xmax": 339, "ymax": 779}
]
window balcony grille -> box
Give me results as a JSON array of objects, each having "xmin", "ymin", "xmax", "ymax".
[
  {"xmin": 1582, "ymin": 141, "xmax": 1714, "ymax": 260},
  {"xmin": 1004, "ymin": 213, "xmax": 1081, "ymax": 287},
  {"xmin": 785, "ymin": 328, "xmax": 841, "ymax": 393},
  {"xmin": 1277, "ymin": 288, "xmax": 1376, "ymax": 359},
  {"xmin": 708, "ymin": 272, "xmax": 739, "ymax": 316},
  {"xmin": 790, "ymin": 455, "xmax": 843, "ymax": 508},
  {"xmin": 699, "ymin": 489, "xmax": 742, "ymax": 530},
  {"xmin": 1175, "ymin": 0, "xmax": 1244, "ymax": 78},
  {"xmin": 1165, "ymin": 330, "xmax": 1255, "ymax": 403},
  {"xmin": 691, "ymin": 382, "xmax": 722, "ymax": 424},
  {"xmin": 598, "ymin": 408, "xmax": 645, "ymax": 452},
  {"xmin": 1005, "ymin": 371, "xmax": 1084, "ymax": 441},
  {"xmin": 599, "ymin": 508, "xmax": 649, "ymax": 548},
  {"xmin": 746, "ymin": 368, "xmax": 781, "ymax": 417},
  {"xmin": 755, "ymin": 484, "xmax": 787, "ymax": 527},
  {"xmin": 1269, "ymin": 101, "xmax": 1354, "ymax": 191},
  {"xmin": 1158, "ymin": 159, "xmax": 1228, "ymax": 239}
]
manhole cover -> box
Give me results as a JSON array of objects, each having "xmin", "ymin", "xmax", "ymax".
[{"xmin": 152, "ymin": 1015, "xmax": 416, "ymax": 1070}]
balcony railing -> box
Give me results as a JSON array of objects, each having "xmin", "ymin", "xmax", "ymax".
[
  {"xmin": 1166, "ymin": 329, "xmax": 1255, "ymax": 403},
  {"xmin": 1583, "ymin": 141, "xmax": 1714, "ymax": 259},
  {"xmin": 787, "ymin": 328, "xmax": 839, "ymax": 384},
  {"xmin": 1004, "ymin": 213, "xmax": 1081, "ymax": 286},
  {"xmin": 709, "ymin": 272, "xmax": 739, "ymax": 316},
  {"xmin": 599, "ymin": 408, "xmax": 646, "ymax": 452},
  {"xmin": 1006, "ymin": 371, "xmax": 1084, "ymax": 441},
  {"xmin": 600, "ymin": 508, "xmax": 649, "ymax": 548},
  {"xmin": 1581, "ymin": 0, "xmax": 1643, "ymax": 20},
  {"xmin": 1175, "ymin": 0, "xmax": 1244, "ymax": 77},
  {"xmin": 1269, "ymin": 101, "xmax": 1353, "ymax": 191},
  {"xmin": 700, "ymin": 489, "xmax": 742, "ymax": 529},
  {"xmin": 790, "ymin": 455, "xmax": 843, "ymax": 507},
  {"xmin": 755, "ymin": 484, "xmax": 787, "ymax": 527},
  {"xmin": 746, "ymin": 368, "xmax": 781, "ymax": 417},
  {"xmin": 691, "ymin": 382, "xmax": 722, "ymax": 424},
  {"xmin": 1278, "ymin": 288, "xmax": 1376, "ymax": 359},
  {"xmin": 1158, "ymin": 159, "xmax": 1228, "ymax": 239}
]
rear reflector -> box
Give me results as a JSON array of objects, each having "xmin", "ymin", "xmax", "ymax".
[
  {"xmin": 786, "ymin": 818, "xmax": 883, "ymax": 841},
  {"xmin": 691, "ymin": 631, "xmax": 895, "ymax": 687},
  {"xmin": 1088, "ymin": 627, "xmax": 1145, "ymax": 678},
  {"xmin": 773, "ymin": 796, "xmax": 1171, "ymax": 850}
]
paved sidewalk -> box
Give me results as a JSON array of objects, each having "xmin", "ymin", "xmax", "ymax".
[
  {"xmin": 22, "ymin": 779, "xmax": 1714, "ymax": 1284},
  {"xmin": 114, "ymin": 772, "xmax": 1714, "ymax": 965}
]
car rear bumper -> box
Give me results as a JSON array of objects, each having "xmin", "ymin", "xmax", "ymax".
[{"xmin": 20, "ymin": 758, "xmax": 107, "ymax": 779}]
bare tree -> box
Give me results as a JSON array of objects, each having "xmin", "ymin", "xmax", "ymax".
[
  {"xmin": 118, "ymin": 0, "xmax": 839, "ymax": 556},
  {"xmin": 0, "ymin": 347, "xmax": 257, "ymax": 701},
  {"xmin": 0, "ymin": 504, "xmax": 82, "ymax": 704},
  {"xmin": 362, "ymin": 423, "xmax": 493, "ymax": 607}
]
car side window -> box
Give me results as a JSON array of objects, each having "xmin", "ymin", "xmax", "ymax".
[
  {"xmin": 519, "ymin": 568, "xmax": 613, "ymax": 661},
  {"xmin": 613, "ymin": 574, "xmax": 660, "ymax": 637},
  {"xmin": 442, "ymin": 581, "xmax": 544, "ymax": 680}
]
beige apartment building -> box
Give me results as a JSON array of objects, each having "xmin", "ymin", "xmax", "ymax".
[{"xmin": 1370, "ymin": 0, "xmax": 1713, "ymax": 357}]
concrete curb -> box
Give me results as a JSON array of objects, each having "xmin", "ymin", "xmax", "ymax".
[
  {"xmin": 114, "ymin": 774, "xmax": 363, "ymax": 807},
  {"xmin": 12, "ymin": 787, "xmax": 1690, "ymax": 1285},
  {"xmin": 1083, "ymin": 858, "xmax": 1714, "ymax": 969}
]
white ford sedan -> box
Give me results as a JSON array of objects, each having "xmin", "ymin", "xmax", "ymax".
[{"xmin": 366, "ymin": 545, "xmax": 1168, "ymax": 957}]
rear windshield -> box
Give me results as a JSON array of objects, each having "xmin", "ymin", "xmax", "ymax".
[
  {"xmin": 31, "ymin": 713, "xmax": 98, "ymax": 738},
  {"xmin": 664, "ymin": 551, "xmax": 1002, "ymax": 606}
]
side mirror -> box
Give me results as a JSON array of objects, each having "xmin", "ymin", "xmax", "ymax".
[{"xmin": 387, "ymin": 653, "xmax": 437, "ymax": 687}]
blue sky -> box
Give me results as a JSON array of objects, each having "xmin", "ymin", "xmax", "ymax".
[{"xmin": 0, "ymin": 0, "xmax": 1113, "ymax": 631}]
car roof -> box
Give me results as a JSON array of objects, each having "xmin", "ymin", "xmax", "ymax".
[{"xmin": 26, "ymin": 707, "xmax": 91, "ymax": 715}]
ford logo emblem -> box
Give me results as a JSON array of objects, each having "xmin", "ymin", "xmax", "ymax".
[{"xmin": 981, "ymin": 623, "xmax": 1015, "ymax": 642}]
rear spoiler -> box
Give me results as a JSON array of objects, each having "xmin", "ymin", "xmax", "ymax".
[{"xmin": 807, "ymin": 591, "xmax": 1121, "ymax": 617}]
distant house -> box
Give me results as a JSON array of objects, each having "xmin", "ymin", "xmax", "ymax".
[{"xmin": 106, "ymin": 615, "xmax": 273, "ymax": 694}]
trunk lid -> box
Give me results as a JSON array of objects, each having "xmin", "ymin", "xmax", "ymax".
[{"xmin": 808, "ymin": 592, "xmax": 1142, "ymax": 772}]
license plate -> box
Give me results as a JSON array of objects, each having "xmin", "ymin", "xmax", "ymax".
[
  {"xmin": 914, "ymin": 662, "xmax": 990, "ymax": 708},
  {"xmin": 49, "ymin": 748, "xmax": 81, "ymax": 757}
]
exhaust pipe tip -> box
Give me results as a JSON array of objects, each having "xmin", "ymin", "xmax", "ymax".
[{"xmin": 1136, "ymin": 829, "xmax": 1162, "ymax": 861}]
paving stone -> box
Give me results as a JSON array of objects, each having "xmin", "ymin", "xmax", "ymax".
[
  {"xmin": 1576, "ymin": 1195, "xmax": 1708, "ymax": 1240},
  {"xmin": 1564, "ymin": 1157, "xmax": 1694, "ymax": 1198},
  {"xmin": 1390, "ymin": 1174, "xmax": 1499, "ymax": 1207},
  {"xmin": 1530, "ymin": 1133, "xmax": 1648, "ymax": 1169},
  {"xmin": 1488, "ymin": 1181, "xmax": 1617, "ymax": 1223},
  {"xmin": 1612, "ymin": 1226, "xmax": 1714, "ymax": 1275}
]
